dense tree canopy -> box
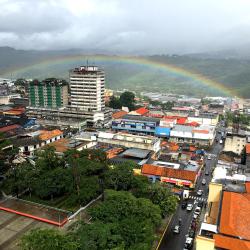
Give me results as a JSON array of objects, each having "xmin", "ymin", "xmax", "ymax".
[{"xmin": 109, "ymin": 91, "xmax": 136, "ymax": 111}]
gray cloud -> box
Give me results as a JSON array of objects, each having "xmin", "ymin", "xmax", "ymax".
[{"xmin": 1, "ymin": 0, "xmax": 250, "ymax": 54}]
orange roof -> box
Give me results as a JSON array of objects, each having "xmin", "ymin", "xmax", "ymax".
[
  {"xmin": 220, "ymin": 191, "xmax": 250, "ymax": 241},
  {"xmin": 142, "ymin": 164, "xmax": 197, "ymax": 182},
  {"xmin": 142, "ymin": 164, "xmax": 165, "ymax": 176},
  {"xmin": 246, "ymin": 182, "xmax": 250, "ymax": 193},
  {"xmin": 0, "ymin": 124, "xmax": 20, "ymax": 132},
  {"xmin": 135, "ymin": 107, "xmax": 149, "ymax": 115},
  {"xmin": 177, "ymin": 117, "xmax": 188, "ymax": 124},
  {"xmin": 192, "ymin": 129, "xmax": 209, "ymax": 134},
  {"xmin": 112, "ymin": 110, "xmax": 128, "ymax": 119},
  {"xmin": 214, "ymin": 234, "xmax": 250, "ymax": 250},
  {"xmin": 246, "ymin": 144, "xmax": 250, "ymax": 154},
  {"xmin": 187, "ymin": 121, "xmax": 200, "ymax": 127},
  {"xmin": 39, "ymin": 129, "xmax": 63, "ymax": 141}
]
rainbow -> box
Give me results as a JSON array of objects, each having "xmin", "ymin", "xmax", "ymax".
[{"xmin": 1, "ymin": 54, "xmax": 237, "ymax": 97}]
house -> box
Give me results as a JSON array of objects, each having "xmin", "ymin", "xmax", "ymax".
[
  {"xmin": 14, "ymin": 129, "xmax": 64, "ymax": 155},
  {"xmin": 141, "ymin": 164, "xmax": 199, "ymax": 188},
  {"xmin": 196, "ymin": 181, "xmax": 250, "ymax": 250}
]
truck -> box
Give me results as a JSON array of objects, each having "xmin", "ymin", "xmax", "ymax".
[{"xmin": 183, "ymin": 189, "xmax": 189, "ymax": 200}]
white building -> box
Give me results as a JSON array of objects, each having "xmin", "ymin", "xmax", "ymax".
[
  {"xmin": 170, "ymin": 124, "xmax": 216, "ymax": 146},
  {"xmin": 70, "ymin": 66, "xmax": 105, "ymax": 112}
]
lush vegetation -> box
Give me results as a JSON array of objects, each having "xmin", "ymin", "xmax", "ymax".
[
  {"xmin": 1, "ymin": 147, "xmax": 108, "ymax": 209},
  {"xmin": 109, "ymin": 91, "xmax": 136, "ymax": 111},
  {"xmin": 2, "ymin": 48, "xmax": 250, "ymax": 97},
  {"xmin": 225, "ymin": 112, "xmax": 250, "ymax": 126},
  {"xmin": 15, "ymin": 147, "xmax": 178, "ymax": 250}
]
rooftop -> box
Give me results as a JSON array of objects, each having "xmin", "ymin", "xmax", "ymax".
[
  {"xmin": 142, "ymin": 164, "xmax": 197, "ymax": 182},
  {"xmin": 122, "ymin": 148, "xmax": 151, "ymax": 159},
  {"xmin": 112, "ymin": 110, "xmax": 128, "ymax": 119},
  {"xmin": 122, "ymin": 114, "xmax": 160, "ymax": 123},
  {"xmin": 39, "ymin": 129, "xmax": 63, "ymax": 141},
  {"xmin": 219, "ymin": 190, "xmax": 250, "ymax": 241}
]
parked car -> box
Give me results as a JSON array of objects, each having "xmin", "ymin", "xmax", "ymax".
[
  {"xmin": 173, "ymin": 225, "xmax": 180, "ymax": 234},
  {"xmin": 197, "ymin": 189, "xmax": 203, "ymax": 196},
  {"xmin": 181, "ymin": 201, "xmax": 188, "ymax": 209},
  {"xmin": 184, "ymin": 237, "xmax": 193, "ymax": 250},
  {"xmin": 194, "ymin": 206, "xmax": 201, "ymax": 215},
  {"xmin": 202, "ymin": 178, "xmax": 206, "ymax": 185},
  {"xmin": 198, "ymin": 201, "xmax": 204, "ymax": 208},
  {"xmin": 186, "ymin": 204, "xmax": 193, "ymax": 211},
  {"xmin": 193, "ymin": 213, "xmax": 198, "ymax": 219}
]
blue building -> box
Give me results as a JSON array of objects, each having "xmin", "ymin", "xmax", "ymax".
[{"xmin": 112, "ymin": 115, "xmax": 160, "ymax": 135}]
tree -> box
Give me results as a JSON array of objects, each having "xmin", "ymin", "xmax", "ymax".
[
  {"xmin": 35, "ymin": 146, "xmax": 64, "ymax": 172},
  {"xmin": 104, "ymin": 163, "xmax": 135, "ymax": 191},
  {"xmin": 133, "ymin": 183, "xmax": 178, "ymax": 217},
  {"xmin": 89, "ymin": 190, "xmax": 161, "ymax": 226},
  {"xmin": 71, "ymin": 222, "xmax": 125, "ymax": 250},
  {"xmin": 33, "ymin": 168, "xmax": 72, "ymax": 200},
  {"xmin": 109, "ymin": 96, "xmax": 122, "ymax": 109},
  {"xmin": 20, "ymin": 228, "xmax": 79, "ymax": 250},
  {"xmin": 119, "ymin": 91, "xmax": 135, "ymax": 111}
]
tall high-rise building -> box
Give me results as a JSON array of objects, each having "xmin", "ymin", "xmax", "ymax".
[
  {"xmin": 28, "ymin": 78, "xmax": 68, "ymax": 108},
  {"xmin": 69, "ymin": 66, "xmax": 105, "ymax": 111}
]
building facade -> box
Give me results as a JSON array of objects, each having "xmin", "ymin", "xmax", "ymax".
[
  {"xmin": 70, "ymin": 66, "xmax": 105, "ymax": 112},
  {"xmin": 28, "ymin": 78, "xmax": 68, "ymax": 108},
  {"xmin": 112, "ymin": 115, "xmax": 160, "ymax": 136}
]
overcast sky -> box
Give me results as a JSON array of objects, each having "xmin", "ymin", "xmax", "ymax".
[{"xmin": 1, "ymin": 0, "xmax": 250, "ymax": 54}]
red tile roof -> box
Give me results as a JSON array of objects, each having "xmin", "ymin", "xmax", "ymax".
[
  {"xmin": 219, "ymin": 191, "xmax": 250, "ymax": 241},
  {"xmin": 0, "ymin": 124, "xmax": 21, "ymax": 133},
  {"xmin": 214, "ymin": 234, "xmax": 250, "ymax": 250},
  {"xmin": 187, "ymin": 121, "xmax": 200, "ymax": 127},
  {"xmin": 177, "ymin": 117, "xmax": 188, "ymax": 125},
  {"xmin": 112, "ymin": 110, "xmax": 128, "ymax": 119},
  {"xmin": 142, "ymin": 164, "xmax": 197, "ymax": 182},
  {"xmin": 39, "ymin": 129, "xmax": 63, "ymax": 141},
  {"xmin": 135, "ymin": 107, "xmax": 149, "ymax": 115},
  {"xmin": 246, "ymin": 144, "xmax": 250, "ymax": 154}
]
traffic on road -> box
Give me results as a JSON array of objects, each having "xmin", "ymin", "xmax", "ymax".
[{"xmin": 159, "ymin": 130, "xmax": 224, "ymax": 250}]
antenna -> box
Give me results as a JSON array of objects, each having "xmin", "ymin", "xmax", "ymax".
[{"xmin": 86, "ymin": 59, "xmax": 89, "ymax": 67}]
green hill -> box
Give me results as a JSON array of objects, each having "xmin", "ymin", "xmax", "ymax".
[{"xmin": 1, "ymin": 47, "xmax": 250, "ymax": 97}]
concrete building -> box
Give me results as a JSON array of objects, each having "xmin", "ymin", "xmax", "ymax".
[
  {"xmin": 112, "ymin": 115, "xmax": 160, "ymax": 136},
  {"xmin": 97, "ymin": 132, "xmax": 161, "ymax": 152},
  {"xmin": 169, "ymin": 124, "xmax": 216, "ymax": 146},
  {"xmin": 28, "ymin": 78, "xmax": 68, "ymax": 108},
  {"xmin": 70, "ymin": 66, "xmax": 105, "ymax": 112},
  {"xmin": 188, "ymin": 113, "xmax": 219, "ymax": 126},
  {"xmin": 196, "ymin": 181, "xmax": 250, "ymax": 250},
  {"xmin": 223, "ymin": 134, "xmax": 246, "ymax": 155}
]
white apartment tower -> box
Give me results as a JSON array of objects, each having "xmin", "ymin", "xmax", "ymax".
[{"xmin": 70, "ymin": 66, "xmax": 105, "ymax": 111}]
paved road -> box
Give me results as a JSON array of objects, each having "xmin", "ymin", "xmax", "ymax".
[{"xmin": 159, "ymin": 135, "xmax": 223, "ymax": 250}]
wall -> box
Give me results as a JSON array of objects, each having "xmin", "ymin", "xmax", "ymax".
[
  {"xmin": 196, "ymin": 236, "xmax": 215, "ymax": 250},
  {"xmin": 223, "ymin": 135, "xmax": 246, "ymax": 155},
  {"xmin": 207, "ymin": 183, "xmax": 222, "ymax": 203}
]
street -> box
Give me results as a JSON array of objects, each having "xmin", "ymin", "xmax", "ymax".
[{"xmin": 159, "ymin": 136, "xmax": 223, "ymax": 250}]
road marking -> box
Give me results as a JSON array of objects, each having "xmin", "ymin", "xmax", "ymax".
[
  {"xmin": 189, "ymin": 196, "xmax": 206, "ymax": 202},
  {"xmin": 155, "ymin": 214, "xmax": 173, "ymax": 250}
]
